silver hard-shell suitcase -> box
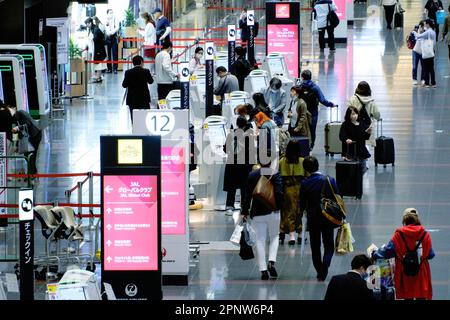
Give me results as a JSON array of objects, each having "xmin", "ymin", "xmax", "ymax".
[{"xmin": 324, "ymin": 106, "xmax": 342, "ymax": 156}]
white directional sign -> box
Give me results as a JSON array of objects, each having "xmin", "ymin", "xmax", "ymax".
[{"xmin": 19, "ymin": 189, "xmax": 34, "ymax": 221}]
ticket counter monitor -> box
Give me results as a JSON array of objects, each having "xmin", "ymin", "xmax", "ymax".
[
  {"xmin": 222, "ymin": 91, "xmax": 251, "ymax": 128},
  {"xmin": 263, "ymin": 52, "xmax": 291, "ymax": 79},
  {"xmin": 165, "ymin": 90, "xmax": 181, "ymax": 109},
  {"xmin": 190, "ymin": 70, "xmax": 206, "ymax": 125},
  {"xmin": 0, "ymin": 44, "xmax": 50, "ymax": 118},
  {"xmin": 200, "ymin": 116, "xmax": 228, "ymax": 210},
  {"xmin": 244, "ymin": 69, "xmax": 270, "ymax": 95},
  {"xmin": 0, "ymin": 55, "xmax": 29, "ymax": 112},
  {"xmin": 55, "ymin": 268, "xmax": 102, "ymax": 300}
]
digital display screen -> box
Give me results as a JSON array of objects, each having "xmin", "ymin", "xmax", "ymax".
[
  {"xmin": 276, "ymin": 3, "xmax": 290, "ymax": 18},
  {"xmin": 57, "ymin": 287, "xmax": 87, "ymax": 300},
  {"xmin": 161, "ymin": 147, "xmax": 186, "ymax": 235},
  {"xmin": 251, "ymin": 76, "xmax": 268, "ymax": 93},
  {"xmin": 117, "ymin": 139, "xmax": 143, "ymax": 164},
  {"xmin": 207, "ymin": 123, "xmax": 227, "ymax": 147},
  {"xmin": 267, "ymin": 24, "xmax": 299, "ymax": 78},
  {"xmin": 197, "ymin": 77, "xmax": 206, "ymax": 96},
  {"xmin": 268, "ymin": 58, "xmax": 285, "ymax": 76},
  {"xmin": 103, "ymin": 175, "xmax": 159, "ymax": 271},
  {"xmin": 168, "ymin": 99, "xmax": 180, "ymax": 109}
]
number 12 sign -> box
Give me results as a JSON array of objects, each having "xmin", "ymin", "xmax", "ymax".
[{"xmin": 146, "ymin": 112, "xmax": 176, "ymax": 136}]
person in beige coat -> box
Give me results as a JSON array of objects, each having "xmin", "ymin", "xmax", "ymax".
[
  {"xmin": 287, "ymin": 86, "xmax": 311, "ymax": 142},
  {"xmin": 348, "ymin": 81, "xmax": 381, "ymax": 147}
]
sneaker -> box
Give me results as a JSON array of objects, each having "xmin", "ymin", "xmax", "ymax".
[
  {"xmin": 225, "ymin": 209, "xmax": 234, "ymax": 216},
  {"xmin": 412, "ymin": 80, "xmax": 418, "ymax": 85},
  {"xmin": 431, "ymin": 84, "xmax": 437, "ymax": 88},
  {"xmin": 421, "ymin": 80, "xmax": 425, "ymax": 85},
  {"xmin": 267, "ymin": 261, "xmax": 278, "ymax": 279},
  {"xmin": 261, "ymin": 270, "xmax": 269, "ymax": 280}
]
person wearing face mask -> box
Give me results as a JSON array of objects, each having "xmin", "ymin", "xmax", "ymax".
[
  {"xmin": 105, "ymin": 9, "xmax": 119, "ymax": 74},
  {"xmin": 339, "ymin": 106, "xmax": 372, "ymax": 173},
  {"xmin": 155, "ymin": 41, "xmax": 179, "ymax": 100},
  {"xmin": 261, "ymin": 78, "xmax": 287, "ymax": 127},
  {"xmin": 288, "ymin": 86, "xmax": 311, "ymax": 140},
  {"xmin": 324, "ymin": 254, "xmax": 375, "ymax": 300},
  {"xmin": 189, "ymin": 47, "xmax": 204, "ymax": 75}
]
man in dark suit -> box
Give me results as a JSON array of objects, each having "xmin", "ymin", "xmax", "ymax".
[
  {"xmin": 324, "ymin": 254, "xmax": 375, "ymax": 300},
  {"xmin": 122, "ymin": 55, "xmax": 154, "ymax": 123}
]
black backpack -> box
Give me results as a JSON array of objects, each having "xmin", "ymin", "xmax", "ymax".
[
  {"xmin": 399, "ymin": 231, "xmax": 427, "ymax": 277},
  {"xmin": 298, "ymin": 87, "xmax": 319, "ymax": 115}
]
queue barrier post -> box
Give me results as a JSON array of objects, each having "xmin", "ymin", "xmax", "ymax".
[{"xmin": 88, "ymin": 171, "xmax": 94, "ymax": 230}]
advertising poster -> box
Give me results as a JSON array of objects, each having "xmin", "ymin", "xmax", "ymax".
[
  {"xmin": 161, "ymin": 147, "xmax": 186, "ymax": 235},
  {"xmin": 103, "ymin": 175, "xmax": 158, "ymax": 271},
  {"xmin": 267, "ymin": 24, "xmax": 299, "ymax": 78}
]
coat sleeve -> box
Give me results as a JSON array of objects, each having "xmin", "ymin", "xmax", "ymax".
[
  {"xmin": 339, "ymin": 122, "xmax": 348, "ymax": 142},
  {"xmin": 273, "ymin": 173, "xmax": 284, "ymax": 210},
  {"xmin": 295, "ymin": 99, "xmax": 308, "ymax": 132},
  {"xmin": 272, "ymin": 90, "xmax": 287, "ymax": 114},
  {"xmin": 122, "ymin": 70, "xmax": 129, "ymax": 88},
  {"xmin": 241, "ymin": 172, "xmax": 255, "ymax": 215},
  {"xmin": 372, "ymin": 240, "xmax": 396, "ymax": 260},
  {"xmin": 369, "ymin": 101, "xmax": 381, "ymax": 121},
  {"xmin": 324, "ymin": 277, "xmax": 337, "ymax": 300},
  {"xmin": 146, "ymin": 69, "xmax": 154, "ymax": 85}
]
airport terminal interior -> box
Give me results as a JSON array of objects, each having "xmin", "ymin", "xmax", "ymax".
[{"xmin": 0, "ymin": 0, "xmax": 450, "ymax": 301}]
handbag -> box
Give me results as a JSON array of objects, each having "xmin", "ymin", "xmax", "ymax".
[
  {"xmin": 421, "ymin": 34, "xmax": 435, "ymax": 59},
  {"xmin": 335, "ymin": 222, "xmax": 354, "ymax": 254},
  {"xmin": 252, "ymin": 175, "xmax": 277, "ymax": 211},
  {"xmin": 243, "ymin": 220, "xmax": 256, "ymax": 247},
  {"xmin": 18, "ymin": 127, "xmax": 35, "ymax": 154},
  {"xmin": 320, "ymin": 176, "xmax": 347, "ymax": 228},
  {"xmin": 327, "ymin": 4, "xmax": 340, "ymax": 29},
  {"xmin": 239, "ymin": 227, "xmax": 255, "ymax": 260},
  {"xmin": 230, "ymin": 220, "xmax": 244, "ymax": 246},
  {"xmin": 413, "ymin": 38, "xmax": 422, "ymax": 55},
  {"xmin": 436, "ymin": 10, "xmax": 446, "ymax": 24}
]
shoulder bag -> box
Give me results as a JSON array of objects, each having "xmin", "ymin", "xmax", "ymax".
[
  {"xmin": 327, "ymin": 4, "xmax": 340, "ymax": 29},
  {"xmin": 252, "ymin": 174, "xmax": 278, "ymax": 211},
  {"xmin": 18, "ymin": 126, "xmax": 35, "ymax": 154},
  {"xmin": 421, "ymin": 32, "xmax": 435, "ymax": 59},
  {"xmin": 320, "ymin": 175, "xmax": 347, "ymax": 228}
]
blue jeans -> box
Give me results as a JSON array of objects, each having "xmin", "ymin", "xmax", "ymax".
[{"xmin": 412, "ymin": 51, "xmax": 423, "ymax": 81}]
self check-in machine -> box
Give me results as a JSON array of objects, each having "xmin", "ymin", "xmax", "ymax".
[
  {"xmin": 190, "ymin": 70, "xmax": 206, "ymax": 125},
  {"xmin": 214, "ymin": 51, "xmax": 228, "ymax": 74},
  {"xmin": 165, "ymin": 90, "xmax": 181, "ymax": 109},
  {"xmin": 0, "ymin": 55, "xmax": 29, "ymax": 112},
  {"xmin": 55, "ymin": 268, "xmax": 102, "ymax": 300},
  {"xmin": 222, "ymin": 91, "xmax": 251, "ymax": 128},
  {"xmin": 0, "ymin": 44, "xmax": 50, "ymax": 118},
  {"xmin": 263, "ymin": 52, "xmax": 291, "ymax": 79},
  {"xmin": 200, "ymin": 116, "xmax": 228, "ymax": 210},
  {"xmin": 244, "ymin": 69, "xmax": 270, "ymax": 95}
]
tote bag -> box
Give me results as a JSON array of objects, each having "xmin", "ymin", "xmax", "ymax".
[
  {"xmin": 413, "ymin": 38, "xmax": 422, "ymax": 55},
  {"xmin": 421, "ymin": 34, "xmax": 435, "ymax": 59}
]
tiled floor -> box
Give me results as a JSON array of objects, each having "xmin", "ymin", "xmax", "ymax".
[{"xmin": 2, "ymin": 0, "xmax": 450, "ymax": 300}]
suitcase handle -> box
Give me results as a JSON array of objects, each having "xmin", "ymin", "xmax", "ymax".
[
  {"xmin": 345, "ymin": 141, "xmax": 358, "ymax": 160},
  {"xmin": 329, "ymin": 105, "xmax": 339, "ymax": 122},
  {"xmin": 377, "ymin": 118, "xmax": 383, "ymax": 137}
]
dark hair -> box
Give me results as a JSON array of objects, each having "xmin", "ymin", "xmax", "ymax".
[
  {"xmin": 419, "ymin": 20, "xmax": 425, "ymax": 27},
  {"xmin": 194, "ymin": 47, "xmax": 203, "ymax": 54},
  {"xmin": 162, "ymin": 41, "xmax": 173, "ymax": 49},
  {"xmin": 107, "ymin": 9, "xmax": 113, "ymax": 14},
  {"xmin": 355, "ymin": 81, "xmax": 371, "ymax": 96},
  {"xmin": 252, "ymin": 92, "xmax": 268, "ymax": 108},
  {"xmin": 85, "ymin": 17, "xmax": 93, "ymax": 25},
  {"xmin": 269, "ymin": 77, "xmax": 282, "ymax": 90},
  {"xmin": 301, "ymin": 69, "xmax": 312, "ymax": 81},
  {"xmin": 291, "ymin": 85, "xmax": 302, "ymax": 97},
  {"xmin": 285, "ymin": 140, "xmax": 301, "ymax": 164},
  {"xmin": 141, "ymin": 12, "xmax": 154, "ymax": 25},
  {"xmin": 344, "ymin": 106, "xmax": 359, "ymax": 123},
  {"xmin": 425, "ymin": 19, "xmax": 435, "ymax": 29},
  {"xmin": 236, "ymin": 116, "xmax": 248, "ymax": 129},
  {"xmin": 132, "ymin": 55, "xmax": 144, "ymax": 66},
  {"xmin": 235, "ymin": 46, "xmax": 246, "ymax": 57},
  {"xmin": 216, "ymin": 66, "xmax": 227, "ymax": 74},
  {"xmin": 351, "ymin": 255, "xmax": 373, "ymax": 270},
  {"xmin": 403, "ymin": 209, "xmax": 421, "ymax": 226},
  {"xmin": 302, "ymin": 156, "xmax": 319, "ymax": 173}
]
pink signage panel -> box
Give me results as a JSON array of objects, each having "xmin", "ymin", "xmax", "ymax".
[
  {"xmin": 161, "ymin": 147, "xmax": 186, "ymax": 235},
  {"xmin": 103, "ymin": 175, "xmax": 158, "ymax": 271},
  {"xmin": 334, "ymin": 0, "xmax": 346, "ymax": 19},
  {"xmin": 267, "ymin": 24, "xmax": 299, "ymax": 78}
]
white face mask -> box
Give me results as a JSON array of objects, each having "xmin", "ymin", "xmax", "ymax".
[{"xmin": 270, "ymin": 88, "xmax": 278, "ymax": 93}]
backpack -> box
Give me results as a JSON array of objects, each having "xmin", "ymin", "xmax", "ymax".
[
  {"xmin": 354, "ymin": 95, "xmax": 372, "ymax": 128},
  {"xmin": 406, "ymin": 32, "xmax": 416, "ymax": 50},
  {"xmin": 298, "ymin": 87, "xmax": 319, "ymax": 115},
  {"xmin": 399, "ymin": 231, "xmax": 427, "ymax": 277}
]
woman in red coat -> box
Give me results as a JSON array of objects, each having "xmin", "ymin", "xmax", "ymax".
[{"xmin": 371, "ymin": 208, "xmax": 435, "ymax": 300}]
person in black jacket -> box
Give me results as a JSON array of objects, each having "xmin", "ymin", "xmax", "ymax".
[
  {"xmin": 6, "ymin": 105, "xmax": 42, "ymax": 175},
  {"xmin": 239, "ymin": 9, "xmax": 259, "ymax": 65},
  {"xmin": 122, "ymin": 55, "xmax": 154, "ymax": 123},
  {"xmin": 300, "ymin": 156, "xmax": 340, "ymax": 281},
  {"xmin": 0, "ymin": 102, "xmax": 13, "ymax": 143},
  {"xmin": 86, "ymin": 18, "xmax": 107, "ymax": 83},
  {"xmin": 324, "ymin": 254, "xmax": 375, "ymax": 300},
  {"xmin": 232, "ymin": 46, "xmax": 252, "ymax": 91},
  {"xmin": 339, "ymin": 106, "xmax": 372, "ymax": 173},
  {"xmin": 241, "ymin": 156, "xmax": 283, "ymax": 280}
]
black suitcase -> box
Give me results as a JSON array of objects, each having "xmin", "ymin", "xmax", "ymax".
[
  {"xmin": 336, "ymin": 144, "xmax": 363, "ymax": 199},
  {"xmin": 375, "ymin": 119, "xmax": 395, "ymax": 167},
  {"xmin": 394, "ymin": 12, "xmax": 403, "ymax": 28},
  {"xmin": 290, "ymin": 135, "xmax": 310, "ymax": 158}
]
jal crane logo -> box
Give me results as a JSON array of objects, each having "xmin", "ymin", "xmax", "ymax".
[
  {"xmin": 125, "ymin": 283, "xmax": 138, "ymax": 297},
  {"xmin": 206, "ymin": 46, "xmax": 214, "ymax": 56},
  {"xmin": 181, "ymin": 67, "xmax": 190, "ymax": 78},
  {"xmin": 248, "ymin": 12, "xmax": 254, "ymax": 22},
  {"xmin": 228, "ymin": 29, "xmax": 235, "ymax": 37},
  {"xmin": 21, "ymin": 198, "xmax": 33, "ymax": 213}
]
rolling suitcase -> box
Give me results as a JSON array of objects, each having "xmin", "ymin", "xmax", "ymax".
[
  {"xmin": 290, "ymin": 135, "xmax": 310, "ymax": 157},
  {"xmin": 336, "ymin": 144, "xmax": 363, "ymax": 199},
  {"xmin": 324, "ymin": 106, "xmax": 342, "ymax": 157},
  {"xmin": 375, "ymin": 119, "xmax": 395, "ymax": 167}
]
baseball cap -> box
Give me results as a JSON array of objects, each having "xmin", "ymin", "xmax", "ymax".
[
  {"xmin": 403, "ymin": 208, "xmax": 419, "ymax": 217},
  {"xmin": 151, "ymin": 7, "xmax": 162, "ymax": 14}
]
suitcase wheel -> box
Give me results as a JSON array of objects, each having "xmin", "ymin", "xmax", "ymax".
[
  {"xmin": 383, "ymin": 164, "xmax": 387, "ymax": 168},
  {"xmin": 326, "ymin": 152, "xmax": 329, "ymax": 156},
  {"xmin": 392, "ymin": 163, "xmax": 395, "ymax": 167},
  {"xmin": 375, "ymin": 163, "xmax": 378, "ymax": 167},
  {"xmin": 330, "ymin": 153, "xmax": 334, "ymax": 157}
]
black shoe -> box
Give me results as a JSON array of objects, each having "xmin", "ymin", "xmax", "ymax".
[
  {"xmin": 267, "ymin": 261, "xmax": 278, "ymax": 279},
  {"xmin": 106, "ymin": 70, "xmax": 112, "ymax": 73},
  {"xmin": 288, "ymin": 240, "xmax": 295, "ymax": 245},
  {"xmin": 261, "ymin": 270, "xmax": 269, "ymax": 280},
  {"xmin": 279, "ymin": 233, "xmax": 285, "ymax": 245},
  {"xmin": 387, "ymin": 25, "xmax": 392, "ymax": 30}
]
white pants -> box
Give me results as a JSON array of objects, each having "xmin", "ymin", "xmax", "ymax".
[{"xmin": 251, "ymin": 212, "xmax": 280, "ymax": 271}]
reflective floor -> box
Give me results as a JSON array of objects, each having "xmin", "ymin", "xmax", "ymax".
[{"xmin": 3, "ymin": 0, "xmax": 450, "ymax": 300}]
